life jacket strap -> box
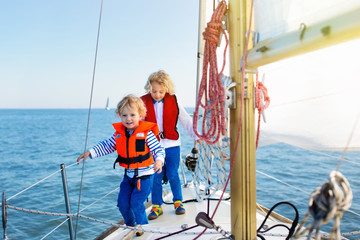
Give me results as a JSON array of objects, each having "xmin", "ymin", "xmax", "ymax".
[
  {"xmin": 113, "ymin": 152, "xmax": 151, "ymax": 169},
  {"xmin": 159, "ymin": 132, "xmax": 165, "ymax": 139}
]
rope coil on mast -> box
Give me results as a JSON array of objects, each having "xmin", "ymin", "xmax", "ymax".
[
  {"xmin": 255, "ymin": 73, "xmax": 270, "ymax": 148},
  {"xmin": 193, "ymin": 0, "xmax": 228, "ymax": 145}
]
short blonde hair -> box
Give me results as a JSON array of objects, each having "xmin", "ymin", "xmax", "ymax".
[
  {"xmin": 115, "ymin": 94, "xmax": 147, "ymax": 118},
  {"xmin": 144, "ymin": 70, "xmax": 175, "ymax": 94}
]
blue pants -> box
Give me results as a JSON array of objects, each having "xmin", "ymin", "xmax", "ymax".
[
  {"xmin": 151, "ymin": 146, "xmax": 183, "ymax": 205},
  {"xmin": 117, "ymin": 174, "xmax": 153, "ymax": 226}
]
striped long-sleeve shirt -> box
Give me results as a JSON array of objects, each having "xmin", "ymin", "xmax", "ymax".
[{"xmin": 89, "ymin": 130, "xmax": 165, "ymax": 178}]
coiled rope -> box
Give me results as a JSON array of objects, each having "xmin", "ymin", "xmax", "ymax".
[
  {"xmin": 255, "ymin": 73, "xmax": 270, "ymax": 148},
  {"xmin": 293, "ymin": 170, "xmax": 353, "ymax": 240},
  {"xmin": 193, "ymin": 0, "xmax": 228, "ymax": 145}
]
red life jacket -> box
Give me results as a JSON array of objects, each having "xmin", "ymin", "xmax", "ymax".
[
  {"xmin": 141, "ymin": 93, "xmax": 179, "ymax": 140},
  {"xmin": 112, "ymin": 121, "xmax": 159, "ymax": 169}
]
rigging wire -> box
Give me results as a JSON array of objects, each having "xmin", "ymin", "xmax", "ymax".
[
  {"xmin": 40, "ymin": 218, "xmax": 69, "ymax": 240},
  {"xmin": 336, "ymin": 111, "xmax": 360, "ymax": 171},
  {"xmin": 275, "ymin": 141, "xmax": 360, "ymax": 166},
  {"xmin": 74, "ymin": 0, "xmax": 104, "ymax": 238},
  {"xmin": 256, "ymin": 170, "xmax": 311, "ymax": 196},
  {"xmin": 258, "ymin": 169, "xmax": 360, "ymax": 218},
  {"xmin": 78, "ymin": 187, "xmax": 119, "ymax": 213}
]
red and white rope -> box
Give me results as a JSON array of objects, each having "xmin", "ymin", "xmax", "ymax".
[{"xmin": 193, "ymin": 0, "xmax": 228, "ymax": 145}]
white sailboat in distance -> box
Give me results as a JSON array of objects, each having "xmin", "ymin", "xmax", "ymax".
[{"xmin": 105, "ymin": 97, "xmax": 110, "ymax": 110}]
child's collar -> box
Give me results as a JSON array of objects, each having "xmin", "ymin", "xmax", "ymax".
[
  {"xmin": 125, "ymin": 128, "xmax": 135, "ymax": 136},
  {"xmin": 152, "ymin": 99, "xmax": 164, "ymax": 103}
]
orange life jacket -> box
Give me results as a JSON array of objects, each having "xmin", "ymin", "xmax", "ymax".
[
  {"xmin": 141, "ymin": 93, "xmax": 179, "ymax": 140},
  {"xmin": 112, "ymin": 121, "xmax": 159, "ymax": 169}
]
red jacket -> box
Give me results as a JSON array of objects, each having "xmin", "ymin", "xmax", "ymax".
[{"xmin": 141, "ymin": 93, "xmax": 179, "ymax": 140}]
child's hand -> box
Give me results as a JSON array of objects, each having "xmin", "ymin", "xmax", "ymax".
[
  {"xmin": 77, "ymin": 151, "xmax": 91, "ymax": 164},
  {"xmin": 153, "ymin": 159, "xmax": 163, "ymax": 174},
  {"xmin": 195, "ymin": 139, "xmax": 202, "ymax": 148}
]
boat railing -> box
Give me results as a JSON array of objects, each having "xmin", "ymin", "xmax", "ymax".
[
  {"xmin": 1, "ymin": 162, "xmax": 127, "ymax": 240},
  {"xmin": 0, "ymin": 154, "xmax": 215, "ymax": 240},
  {"xmin": 2, "ymin": 150, "xmax": 360, "ymax": 239}
]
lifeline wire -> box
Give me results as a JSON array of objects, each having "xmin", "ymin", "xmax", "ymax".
[
  {"xmin": 53, "ymin": 183, "xmax": 115, "ymax": 238},
  {"xmin": 6, "ymin": 162, "xmax": 78, "ymax": 201},
  {"xmin": 74, "ymin": 0, "xmax": 104, "ymax": 238}
]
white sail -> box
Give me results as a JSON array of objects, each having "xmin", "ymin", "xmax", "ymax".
[
  {"xmin": 257, "ymin": 40, "xmax": 360, "ymax": 151},
  {"xmin": 105, "ymin": 97, "xmax": 110, "ymax": 110},
  {"xmin": 251, "ymin": 1, "xmax": 360, "ymax": 151},
  {"xmin": 254, "ymin": 0, "xmax": 360, "ymax": 41}
]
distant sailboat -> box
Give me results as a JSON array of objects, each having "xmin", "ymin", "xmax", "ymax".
[{"xmin": 105, "ymin": 97, "xmax": 110, "ymax": 110}]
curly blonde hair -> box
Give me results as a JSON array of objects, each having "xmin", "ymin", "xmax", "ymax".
[
  {"xmin": 144, "ymin": 70, "xmax": 175, "ymax": 94},
  {"xmin": 115, "ymin": 94, "xmax": 147, "ymax": 118}
]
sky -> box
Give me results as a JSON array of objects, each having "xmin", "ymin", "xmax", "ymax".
[{"xmin": 0, "ymin": 0, "xmax": 200, "ymax": 109}]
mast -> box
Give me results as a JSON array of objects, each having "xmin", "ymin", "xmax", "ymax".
[
  {"xmin": 195, "ymin": 0, "xmax": 207, "ymax": 106},
  {"xmin": 228, "ymin": 0, "xmax": 257, "ymax": 239}
]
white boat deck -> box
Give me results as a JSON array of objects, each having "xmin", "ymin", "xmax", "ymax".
[{"xmin": 100, "ymin": 182, "xmax": 311, "ymax": 240}]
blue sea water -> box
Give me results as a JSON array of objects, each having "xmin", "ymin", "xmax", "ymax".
[{"xmin": 0, "ymin": 109, "xmax": 359, "ymax": 240}]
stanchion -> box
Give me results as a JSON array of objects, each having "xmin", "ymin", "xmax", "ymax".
[
  {"xmin": 2, "ymin": 192, "xmax": 7, "ymax": 240},
  {"xmin": 60, "ymin": 164, "xmax": 75, "ymax": 240}
]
